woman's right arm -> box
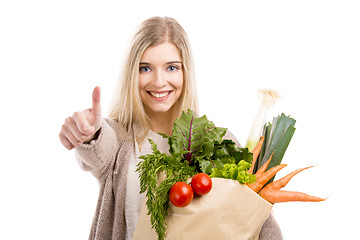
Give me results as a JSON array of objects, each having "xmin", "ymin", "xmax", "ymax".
[
  {"xmin": 59, "ymin": 87, "xmax": 117, "ymax": 178},
  {"xmin": 74, "ymin": 118, "xmax": 120, "ymax": 178},
  {"xmin": 58, "ymin": 86, "xmax": 102, "ymax": 150}
]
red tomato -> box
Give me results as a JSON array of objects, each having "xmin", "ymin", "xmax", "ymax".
[
  {"xmin": 191, "ymin": 173, "xmax": 212, "ymax": 195},
  {"xmin": 169, "ymin": 182, "xmax": 194, "ymax": 207}
]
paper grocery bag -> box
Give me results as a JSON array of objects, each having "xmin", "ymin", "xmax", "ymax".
[{"xmin": 133, "ymin": 178, "xmax": 273, "ymax": 240}]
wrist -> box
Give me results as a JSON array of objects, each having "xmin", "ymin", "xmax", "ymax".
[{"xmin": 84, "ymin": 128, "xmax": 101, "ymax": 143}]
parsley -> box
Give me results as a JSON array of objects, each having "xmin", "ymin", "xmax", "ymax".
[{"xmin": 136, "ymin": 139, "xmax": 196, "ymax": 240}]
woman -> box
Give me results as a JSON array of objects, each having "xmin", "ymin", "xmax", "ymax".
[{"xmin": 59, "ymin": 16, "xmax": 282, "ymax": 240}]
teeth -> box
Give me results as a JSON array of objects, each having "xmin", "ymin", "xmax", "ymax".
[{"xmin": 150, "ymin": 91, "xmax": 170, "ymax": 98}]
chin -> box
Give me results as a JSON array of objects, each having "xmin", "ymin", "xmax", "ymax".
[
  {"xmin": 149, "ymin": 106, "xmax": 172, "ymax": 113},
  {"xmin": 145, "ymin": 103, "xmax": 178, "ymax": 115}
]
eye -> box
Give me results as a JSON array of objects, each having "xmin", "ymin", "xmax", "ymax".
[
  {"xmin": 140, "ymin": 66, "xmax": 151, "ymax": 73},
  {"xmin": 167, "ymin": 65, "xmax": 179, "ymax": 72}
]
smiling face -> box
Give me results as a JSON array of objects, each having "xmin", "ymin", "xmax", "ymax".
[{"xmin": 139, "ymin": 42, "xmax": 184, "ymax": 119}]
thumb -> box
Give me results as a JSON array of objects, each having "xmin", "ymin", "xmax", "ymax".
[{"xmin": 91, "ymin": 86, "xmax": 102, "ymax": 120}]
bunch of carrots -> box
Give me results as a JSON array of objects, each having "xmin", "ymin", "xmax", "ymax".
[{"xmin": 246, "ymin": 137, "xmax": 325, "ymax": 204}]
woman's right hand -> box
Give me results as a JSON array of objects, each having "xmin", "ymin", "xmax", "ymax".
[{"xmin": 59, "ymin": 86, "xmax": 102, "ymax": 150}]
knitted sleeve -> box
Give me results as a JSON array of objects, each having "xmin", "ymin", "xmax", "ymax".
[
  {"xmin": 259, "ymin": 212, "xmax": 283, "ymax": 240},
  {"xmin": 223, "ymin": 129, "xmax": 283, "ymax": 240},
  {"xmin": 75, "ymin": 118, "xmax": 120, "ymax": 179}
]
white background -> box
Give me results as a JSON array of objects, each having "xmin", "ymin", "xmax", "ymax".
[{"xmin": 1, "ymin": 0, "xmax": 359, "ymax": 239}]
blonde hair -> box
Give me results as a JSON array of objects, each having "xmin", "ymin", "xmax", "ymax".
[{"xmin": 108, "ymin": 16, "xmax": 198, "ymax": 139}]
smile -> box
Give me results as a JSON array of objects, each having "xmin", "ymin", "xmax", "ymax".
[{"xmin": 147, "ymin": 91, "xmax": 172, "ymax": 99}]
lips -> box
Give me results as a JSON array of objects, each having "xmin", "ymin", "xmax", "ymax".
[
  {"xmin": 146, "ymin": 90, "xmax": 173, "ymax": 100},
  {"xmin": 148, "ymin": 91, "xmax": 171, "ymax": 98}
]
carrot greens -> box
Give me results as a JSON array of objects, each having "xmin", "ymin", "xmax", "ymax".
[{"xmin": 137, "ymin": 139, "xmax": 196, "ymax": 240}]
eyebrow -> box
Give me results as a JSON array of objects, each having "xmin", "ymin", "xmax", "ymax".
[{"xmin": 139, "ymin": 61, "xmax": 182, "ymax": 65}]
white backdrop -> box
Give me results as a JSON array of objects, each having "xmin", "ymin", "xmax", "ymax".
[{"xmin": 1, "ymin": 0, "xmax": 359, "ymax": 239}]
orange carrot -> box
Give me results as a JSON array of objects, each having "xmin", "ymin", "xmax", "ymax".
[
  {"xmin": 259, "ymin": 166, "xmax": 326, "ymax": 203},
  {"xmin": 263, "ymin": 166, "xmax": 313, "ymax": 190},
  {"xmin": 254, "ymin": 152, "xmax": 274, "ymax": 178},
  {"xmin": 246, "ymin": 164, "xmax": 287, "ymax": 193},
  {"xmin": 248, "ymin": 136, "xmax": 264, "ymax": 174},
  {"xmin": 259, "ymin": 189, "xmax": 326, "ymax": 204}
]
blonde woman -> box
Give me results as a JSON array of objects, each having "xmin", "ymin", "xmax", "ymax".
[{"xmin": 59, "ymin": 17, "xmax": 282, "ymax": 240}]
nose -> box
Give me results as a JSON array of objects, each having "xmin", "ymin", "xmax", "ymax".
[{"xmin": 153, "ymin": 69, "xmax": 166, "ymax": 88}]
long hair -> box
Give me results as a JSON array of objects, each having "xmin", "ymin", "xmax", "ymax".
[{"xmin": 108, "ymin": 16, "xmax": 198, "ymax": 140}]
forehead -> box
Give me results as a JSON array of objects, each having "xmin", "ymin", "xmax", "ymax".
[{"xmin": 140, "ymin": 42, "xmax": 181, "ymax": 63}]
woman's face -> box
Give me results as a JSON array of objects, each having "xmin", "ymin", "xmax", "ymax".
[{"xmin": 138, "ymin": 42, "xmax": 183, "ymax": 117}]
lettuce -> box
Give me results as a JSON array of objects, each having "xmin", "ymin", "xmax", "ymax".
[{"xmin": 210, "ymin": 160, "xmax": 256, "ymax": 184}]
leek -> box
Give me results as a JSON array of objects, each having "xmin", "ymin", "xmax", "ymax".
[
  {"xmin": 245, "ymin": 89, "xmax": 280, "ymax": 152},
  {"xmin": 254, "ymin": 113, "xmax": 296, "ymax": 185}
]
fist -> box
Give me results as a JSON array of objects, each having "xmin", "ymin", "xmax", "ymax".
[{"xmin": 59, "ymin": 86, "xmax": 102, "ymax": 150}]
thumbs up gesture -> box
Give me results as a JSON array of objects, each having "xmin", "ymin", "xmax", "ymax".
[{"xmin": 59, "ymin": 86, "xmax": 102, "ymax": 150}]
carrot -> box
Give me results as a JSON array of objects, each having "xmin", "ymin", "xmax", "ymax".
[
  {"xmin": 254, "ymin": 152, "xmax": 274, "ymax": 178},
  {"xmin": 259, "ymin": 166, "xmax": 326, "ymax": 203},
  {"xmin": 246, "ymin": 152, "xmax": 285, "ymax": 193},
  {"xmin": 259, "ymin": 189, "xmax": 326, "ymax": 204},
  {"xmin": 263, "ymin": 166, "xmax": 313, "ymax": 190},
  {"xmin": 248, "ymin": 136, "xmax": 264, "ymax": 174},
  {"xmin": 246, "ymin": 163, "xmax": 287, "ymax": 193}
]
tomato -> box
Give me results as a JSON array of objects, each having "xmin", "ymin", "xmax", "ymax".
[
  {"xmin": 169, "ymin": 182, "xmax": 194, "ymax": 207},
  {"xmin": 191, "ymin": 173, "xmax": 212, "ymax": 196}
]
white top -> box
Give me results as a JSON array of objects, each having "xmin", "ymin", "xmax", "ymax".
[{"xmin": 125, "ymin": 128, "xmax": 170, "ymax": 240}]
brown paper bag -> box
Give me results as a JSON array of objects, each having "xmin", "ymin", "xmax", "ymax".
[{"xmin": 133, "ymin": 178, "xmax": 273, "ymax": 240}]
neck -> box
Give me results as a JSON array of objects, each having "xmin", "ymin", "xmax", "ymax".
[{"xmin": 145, "ymin": 107, "xmax": 178, "ymax": 136}]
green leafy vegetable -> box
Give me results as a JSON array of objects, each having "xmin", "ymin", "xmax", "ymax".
[
  {"xmin": 136, "ymin": 139, "xmax": 196, "ymax": 240},
  {"xmin": 210, "ymin": 160, "xmax": 256, "ymax": 184},
  {"xmin": 136, "ymin": 109, "xmax": 256, "ymax": 240},
  {"xmin": 160, "ymin": 109, "xmax": 227, "ymax": 164},
  {"xmin": 198, "ymin": 139, "xmax": 253, "ymax": 175}
]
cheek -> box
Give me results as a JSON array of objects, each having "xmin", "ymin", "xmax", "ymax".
[
  {"xmin": 138, "ymin": 75, "xmax": 148, "ymax": 89},
  {"xmin": 172, "ymin": 72, "xmax": 184, "ymax": 90},
  {"xmin": 138, "ymin": 76, "xmax": 149, "ymax": 103}
]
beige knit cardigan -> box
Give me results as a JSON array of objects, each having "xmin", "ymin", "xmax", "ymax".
[{"xmin": 75, "ymin": 119, "xmax": 283, "ymax": 240}]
